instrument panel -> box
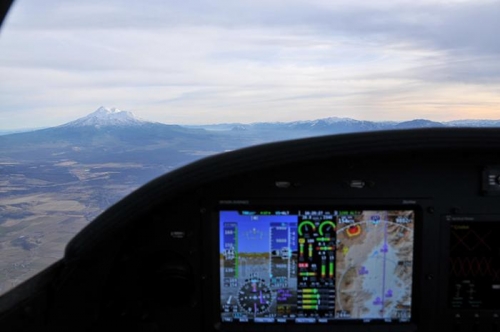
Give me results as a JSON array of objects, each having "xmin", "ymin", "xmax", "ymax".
[{"xmin": 193, "ymin": 141, "xmax": 500, "ymax": 332}]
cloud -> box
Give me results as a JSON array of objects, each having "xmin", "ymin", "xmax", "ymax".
[{"xmin": 0, "ymin": 0, "xmax": 499, "ymax": 128}]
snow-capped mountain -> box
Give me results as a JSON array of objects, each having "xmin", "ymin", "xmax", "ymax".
[
  {"xmin": 0, "ymin": 107, "xmax": 226, "ymax": 165},
  {"xmin": 62, "ymin": 106, "xmax": 147, "ymax": 128}
]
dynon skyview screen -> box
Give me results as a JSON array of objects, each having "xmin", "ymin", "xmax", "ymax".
[{"xmin": 219, "ymin": 208, "xmax": 415, "ymax": 324}]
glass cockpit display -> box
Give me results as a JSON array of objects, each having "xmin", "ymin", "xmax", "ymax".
[{"xmin": 219, "ymin": 208, "xmax": 415, "ymax": 324}]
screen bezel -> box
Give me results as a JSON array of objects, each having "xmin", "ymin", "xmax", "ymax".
[{"xmin": 206, "ymin": 199, "xmax": 422, "ymax": 330}]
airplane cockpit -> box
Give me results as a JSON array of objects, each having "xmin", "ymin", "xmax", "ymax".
[{"xmin": 1, "ymin": 128, "xmax": 500, "ymax": 331}]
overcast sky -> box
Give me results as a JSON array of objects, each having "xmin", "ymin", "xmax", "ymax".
[{"xmin": 0, "ymin": 0, "xmax": 499, "ymax": 129}]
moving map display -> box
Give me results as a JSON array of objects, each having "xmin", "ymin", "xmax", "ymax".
[{"xmin": 219, "ymin": 208, "xmax": 415, "ymax": 324}]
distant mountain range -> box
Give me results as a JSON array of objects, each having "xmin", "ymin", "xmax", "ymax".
[
  {"xmin": 3, "ymin": 107, "xmax": 500, "ymax": 136},
  {"xmin": 188, "ymin": 117, "xmax": 500, "ymax": 133},
  {"xmin": 2, "ymin": 106, "xmax": 500, "ymax": 165},
  {"xmin": 4, "ymin": 107, "xmax": 500, "ymax": 136}
]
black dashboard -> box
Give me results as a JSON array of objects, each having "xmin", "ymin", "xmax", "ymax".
[{"xmin": 1, "ymin": 128, "xmax": 500, "ymax": 332}]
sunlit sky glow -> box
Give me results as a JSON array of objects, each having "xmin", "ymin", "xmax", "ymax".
[{"xmin": 0, "ymin": 0, "xmax": 499, "ymax": 129}]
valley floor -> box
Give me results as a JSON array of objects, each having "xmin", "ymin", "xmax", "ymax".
[{"xmin": 0, "ymin": 160, "xmax": 170, "ymax": 295}]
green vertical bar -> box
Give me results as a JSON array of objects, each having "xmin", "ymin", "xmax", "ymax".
[
  {"xmin": 329, "ymin": 262, "xmax": 333, "ymax": 277},
  {"xmin": 321, "ymin": 264, "xmax": 326, "ymax": 277}
]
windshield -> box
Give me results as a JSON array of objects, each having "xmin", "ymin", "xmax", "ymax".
[{"xmin": 0, "ymin": 0, "xmax": 499, "ymax": 296}]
